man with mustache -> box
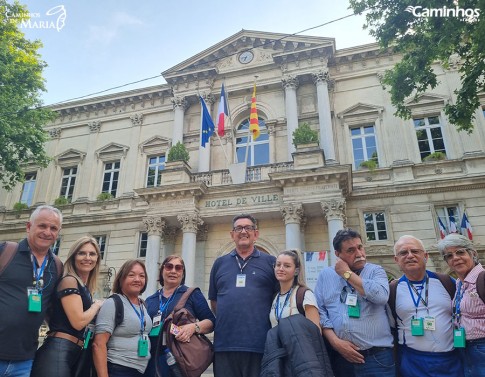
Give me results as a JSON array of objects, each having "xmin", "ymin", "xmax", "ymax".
[
  {"xmin": 389, "ymin": 235, "xmax": 462, "ymax": 377},
  {"xmin": 315, "ymin": 228, "xmax": 395, "ymax": 377}
]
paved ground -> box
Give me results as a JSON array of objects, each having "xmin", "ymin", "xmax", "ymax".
[{"xmin": 201, "ymin": 365, "xmax": 214, "ymax": 377}]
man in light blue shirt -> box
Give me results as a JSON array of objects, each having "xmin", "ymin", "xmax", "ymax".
[{"xmin": 315, "ymin": 228, "xmax": 395, "ymax": 377}]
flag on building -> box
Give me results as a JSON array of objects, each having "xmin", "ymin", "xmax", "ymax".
[
  {"xmin": 438, "ymin": 217, "xmax": 447, "ymax": 239},
  {"xmin": 460, "ymin": 212, "xmax": 473, "ymax": 240},
  {"xmin": 200, "ymin": 96, "xmax": 214, "ymax": 148},
  {"xmin": 449, "ymin": 214, "xmax": 458, "ymax": 233},
  {"xmin": 249, "ymin": 84, "xmax": 260, "ymax": 140},
  {"xmin": 217, "ymin": 84, "xmax": 228, "ymax": 137}
]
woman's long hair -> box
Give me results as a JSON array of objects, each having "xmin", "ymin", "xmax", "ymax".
[{"xmin": 62, "ymin": 236, "xmax": 101, "ymax": 293}]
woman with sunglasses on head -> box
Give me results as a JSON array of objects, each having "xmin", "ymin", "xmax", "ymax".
[
  {"xmin": 143, "ymin": 255, "xmax": 215, "ymax": 377},
  {"xmin": 438, "ymin": 234, "xmax": 485, "ymax": 377},
  {"xmin": 31, "ymin": 236, "xmax": 104, "ymax": 377}
]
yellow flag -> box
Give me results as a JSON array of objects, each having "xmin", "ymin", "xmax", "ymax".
[{"xmin": 249, "ymin": 84, "xmax": 260, "ymax": 140}]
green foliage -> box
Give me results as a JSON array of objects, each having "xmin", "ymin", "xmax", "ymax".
[
  {"xmin": 97, "ymin": 192, "xmax": 113, "ymax": 202},
  {"xmin": 292, "ymin": 122, "xmax": 319, "ymax": 147},
  {"xmin": 359, "ymin": 151, "xmax": 379, "ymax": 170},
  {"xmin": 0, "ymin": 1, "xmax": 57, "ymax": 191},
  {"xmin": 167, "ymin": 142, "xmax": 190, "ymax": 162},
  {"xmin": 13, "ymin": 202, "xmax": 28, "ymax": 211},
  {"xmin": 54, "ymin": 196, "xmax": 69, "ymax": 206},
  {"xmin": 423, "ymin": 151, "xmax": 446, "ymax": 162},
  {"xmin": 348, "ymin": 0, "xmax": 484, "ymax": 133}
]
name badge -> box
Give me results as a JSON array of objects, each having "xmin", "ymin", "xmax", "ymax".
[
  {"xmin": 453, "ymin": 327, "xmax": 466, "ymax": 348},
  {"xmin": 345, "ymin": 293, "xmax": 358, "ymax": 306},
  {"xmin": 236, "ymin": 274, "xmax": 246, "ymax": 287},
  {"xmin": 138, "ymin": 334, "xmax": 149, "ymax": 357},
  {"xmin": 27, "ymin": 287, "xmax": 42, "ymax": 312},
  {"xmin": 152, "ymin": 314, "xmax": 162, "ymax": 328},
  {"xmin": 348, "ymin": 302, "xmax": 360, "ymax": 318},
  {"xmin": 411, "ymin": 317, "xmax": 424, "ymax": 336},
  {"xmin": 424, "ymin": 316, "xmax": 436, "ymax": 331}
]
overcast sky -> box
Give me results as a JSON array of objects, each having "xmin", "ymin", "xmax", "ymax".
[{"xmin": 17, "ymin": 0, "xmax": 376, "ymax": 106}]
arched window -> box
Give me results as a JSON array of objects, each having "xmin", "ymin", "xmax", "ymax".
[{"xmin": 235, "ymin": 118, "xmax": 269, "ymax": 166}]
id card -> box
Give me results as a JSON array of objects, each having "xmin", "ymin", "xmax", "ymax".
[
  {"xmin": 148, "ymin": 324, "xmax": 161, "ymax": 337},
  {"xmin": 411, "ymin": 317, "xmax": 424, "ymax": 336},
  {"xmin": 424, "ymin": 316, "xmax": 436, "ymax": 331},
  {"xmin": 348, "ymin": 302, "xmax": 360, "ymax": 318},
  {"xmin": 152, "ymin": 314, "xmax": 161, "ymax": 328},
  {"xmin": 83, "ymin": 328, "xmax": 93, "ymax": 349},
  {"xmin": 236, "ymin": 274, "xmax": 246, "ymax": 287},
  {"xmin": 138, "ymin": 335, "xmax": 149, "ymax": 357},
  {"xmin": 27, "ymin": 288, "xmax": 41, "ymax": 312},
  {"xmin": 345, "ymin": 293, "xmax": 358, "ymax": 306},
  {"xmin": 453, "ymin": 327, "xmax": 466, "ymax": 348},
  {"xmin": 170, "ymin": 323, "xmax": 181, "ymax": 336}
]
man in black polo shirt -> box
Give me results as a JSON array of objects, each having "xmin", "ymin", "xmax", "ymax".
[{"xmin": 0, "ymin": 205, "xmax": 63, "ymax": 377}]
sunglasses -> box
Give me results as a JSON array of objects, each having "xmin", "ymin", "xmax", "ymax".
[{"xmin": 164, "ymin": 262, "xmax": 184, "ymax": 272}]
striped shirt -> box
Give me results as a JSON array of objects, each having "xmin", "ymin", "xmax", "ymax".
[
  {"xmin": 315, "ymin": 263, "xmax": 393, "ymax": 350},
  {"xmin": 455, "ymin": 263, "xmax": 485, "ymax": 340}
]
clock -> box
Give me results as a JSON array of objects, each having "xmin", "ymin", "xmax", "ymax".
[{"xmin": 238, "ymin": 50, "xmax": 254, "ymax": 64}]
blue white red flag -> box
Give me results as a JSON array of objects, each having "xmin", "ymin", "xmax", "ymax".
[
  {"xmin": 460, "ymin": 212, "xmax": 473, "ymax": 240},
  {"xmin": 438, "ymin": 217, "xmax": 447, "ymax": 239},
  {"xmin": 217, "ymin": 84, "xmax": 228, "ymax": 137},
  {"xmin": 449, "ymin": 214, "xmax": 458, "ymax": 233}
]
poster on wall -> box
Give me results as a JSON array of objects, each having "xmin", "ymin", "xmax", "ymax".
[{"xmin": 303, "ymin": 251, "xmax": 329, "ymax": 291}]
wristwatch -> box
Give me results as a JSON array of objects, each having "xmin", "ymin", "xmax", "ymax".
[
  {"xmin": 194, "ymin": 321, "xmax": 201, "ymax": 334},
  {"xmin": 343, "ymin": 271, "xmax": 353, "ymax": 281}
]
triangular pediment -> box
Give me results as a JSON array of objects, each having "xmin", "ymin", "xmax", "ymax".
[
  {"xmin": 404, "ymin": 93, "xmax": 449, "ymax": 107},
  {"xmin": 162, "ymin": 30, "xmax": 336, "ymax": 83},
  {"xmin": 338, "ymin": 103, "xmax": 384, "ymax": 119},
  {"xmin": 139, "ymin": 135, "xmax": 171, "ymax": 155},
  {"xmin": 95, "ymin": 142, "xmax": 129, "ymax": 161},
  {"xmin": 55, "ymin": 148, "xmax": 86, "ymax": 167}
]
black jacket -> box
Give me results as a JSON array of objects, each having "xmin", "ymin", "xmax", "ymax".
[{"xmin": 260, "ymin": 314, "xmax": 334, "ymax": 377}]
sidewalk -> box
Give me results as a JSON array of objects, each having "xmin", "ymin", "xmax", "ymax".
[{"xmin": 201, "ymin": 365, "xmax": 214, "ymax": 377}]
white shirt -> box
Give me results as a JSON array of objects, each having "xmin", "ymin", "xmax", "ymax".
[{"xmin": 269, "ymin": 287, "xmax": 317, "ymax": 327}]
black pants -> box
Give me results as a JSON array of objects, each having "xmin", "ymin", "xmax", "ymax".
[
  {"xmin": 31, "ymin": 337, "xmax": 82, "ymax": 377},
  {"xmin": 214, "ymin": 352, "xmax": 263, "ymax": 377}
]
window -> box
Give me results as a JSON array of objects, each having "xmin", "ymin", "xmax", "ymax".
[
  {"xmin": 414, "ymin": 116, "xmax": 446, "ymax": 160},
  {"xmin": 146, "ymin": 155, "xmax": 165, "ymax": 187},
  {"xmin": 235, "ymin": 118, "xmax": 269, "ymax": 166},
  {"xmin": 138, "ymin": 232, "xmax": 148, "ymax": 258},
  {"xmin": 364, "ymin": 212, "xmax": 388, "ymax": 241},
  {"xmin": 350, "ymin": 125, "xmax": 378, "ymax": 170},
  {"xmin": 60, "ymin": 167, "xmax": 77, "ymax": 200},
  {"xmin": 102, "ymin": 161, "xmax": 120, "ymax": 197},
  {"xmin": 436, "ymin": 205, "xmax": 460, "ymax": 234},
  {"xmin": 20, "ymin": 173, "xmax": 36, "ymax": 206},
  {"xmin": 94, "ymin": 235, "xmax": 107, "ymax": 260},
  {"xmin": 52, "ymin": 238, "xmax": 61, "ymax": 255}
]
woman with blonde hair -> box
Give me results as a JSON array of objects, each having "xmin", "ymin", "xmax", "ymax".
[{"xmin": 31, "ymin": 236, "xmax": 104, "ymax": 377}]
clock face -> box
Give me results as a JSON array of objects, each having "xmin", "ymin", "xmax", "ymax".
[{"xmin": 238, "ymin": 51, "xmax": 254, "ymax": 64}]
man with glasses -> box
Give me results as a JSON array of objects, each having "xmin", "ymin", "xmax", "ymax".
[
  {"xmin": 390, "ymin": 235, "xmax": 461, "ymax": 377},
  {"xmin": 315, "ymin": 228, "xmax": 394, "ymax": 377},
  {"xmin": 209, "ymin": 214, "xmax": 277, "ymax": 377}
]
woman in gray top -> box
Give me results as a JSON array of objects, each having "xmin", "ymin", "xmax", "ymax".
[{"xmin": 93, "ymin": 260, "xmax": 152, "ymax": 377}]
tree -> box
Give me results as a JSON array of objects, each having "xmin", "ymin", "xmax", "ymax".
[
  {"xmin": 348, "ymin": 0, "xmax": 485, "ymax": 133},
  {"xmin": 0, "ymin": 1, "xmax": 56, "ymax": 190}
]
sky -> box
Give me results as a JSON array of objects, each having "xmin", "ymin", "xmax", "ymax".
[{"xmin": 16, "ymin": 0, "xmax": 376, "ymax": 106}]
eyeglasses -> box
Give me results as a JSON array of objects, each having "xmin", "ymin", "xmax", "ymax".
[
  {"xmin": 443, "ymin": 249, "xmax": 469, "ymax": 262},
  {"xmin": 233, "ymin": 225, "xmax": 256, "ymax": 233},
  {"xmin": 164, "ymin": 263, "xmax": 184, "ymax": 272},
  {"xmin": 76, "ymin": 251, "xmax": 98, "ymax": 258},
  {"xmin": 396, "ymin": 249, "xmax": 424, "ymax": 258}
]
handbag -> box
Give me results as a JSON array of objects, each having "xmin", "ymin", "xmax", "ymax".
[
  {"xmin": 159, "ymin": 288, "xmax": 214, "ymax": 377},
  {"xmin": 73, "ymin": 325, "xmax": 97, "ymax": 377}
]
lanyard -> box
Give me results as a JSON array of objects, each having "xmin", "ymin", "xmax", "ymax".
[
  {"xmin": 31, "ymin": 254, "xmax": 48, "ymax": 290},
  {"xmin": 453, "ymin": 281, "xmax": 464, "ymax": 325},
  {"xmin": 235, "ymin": 255, "xmax": 253, "ymax": 274},
  {"xmin": 128, "ymin": 298, "xmax": 146, "ymax": 335},
  {"xmin": 405, "ymin": 274, "xmax": 429, "ymax": 316},
  {"xmin": 158, "ymin": 286, "xmax": 179, "ymax": 316},
  {"xmin": 275, "ymin": 287, "xmax": 293, "ymax": 322}
]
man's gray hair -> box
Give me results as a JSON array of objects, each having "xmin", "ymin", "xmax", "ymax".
[
  {"xmin": 393, "ymin": 235, "xmax": 426, "ymax": 256},
  {"xmin": 30, "ymin": 205, "xmax": 63, "ymax": 225}
]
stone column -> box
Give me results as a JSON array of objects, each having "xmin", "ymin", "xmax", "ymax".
[
  {"xmin": 282, "ymin": 75, "xmax": 299, "ymax": 161},
  {"xmin": 280, "ymin": 203, "xmax": 304, "ymax": 251},
  {"xmin": 267, "ymin": 122, "xmax": 277, "ymax": 164},
  {"xmin": 313, "ymin": 70, "xmax": 336, "ymax": 163},
  {"xmin": 321, "ymin": 198, "xmax": 346, "ymax": 266},
  {"xmin": 142, "ymin": 216, "xmax": 165, "ymax": 296},
  {"xmin": 171, "ymin": 96, "xmax": 188, "ymax": 145},
  {"xmin": 177, "ymin": 212, "xmax": 204, "ymax": 287},
  {"xmin": 198, "ymin": 93, "xmax": 215, "ymax": 172}
]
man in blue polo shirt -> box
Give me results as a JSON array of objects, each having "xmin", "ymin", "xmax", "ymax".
[{"xmin": 209, "ymin": 213, "xmax": 278, "ymax": 377}]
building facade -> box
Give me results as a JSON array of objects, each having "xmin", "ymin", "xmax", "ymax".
[{"xmin": 1, "ymin": 30, "xmax": 484, "ymax": 297}]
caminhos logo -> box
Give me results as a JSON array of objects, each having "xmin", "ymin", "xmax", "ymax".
[{"xmin": 405, "ymin": 5, "xmax": 480, "ymax": 19}]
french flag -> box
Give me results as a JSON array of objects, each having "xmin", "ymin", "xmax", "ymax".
[
  {"xmin": 461, "ymin": 212, "xmax": 473, "ymax": 240},
  {"xmin": 217, "ymin": 84, "xmax": 228, "ymax": 137},
  {"xmin": 438, "ymin": 217, "xmax": 447, "ymax": 239},
  {"xmin": 449, "ymin": 214, "xmax": 458, "ymax": 233}
]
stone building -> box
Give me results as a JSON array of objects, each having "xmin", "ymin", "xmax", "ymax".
[{"xmin": 1, "ymin": 30, "xmax": 484, "ymax": 297}]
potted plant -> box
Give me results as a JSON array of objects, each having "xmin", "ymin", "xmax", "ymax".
[
  {"xmin": 96, "ymin": 192, "xmax": 113, "ymax": 202},
  {"xmin": 13, "ymin": 202, "xmax": 28, "ymax": 212},
  {"xmin": 292, "ymin": 122, "xmax": 319, "ymax": 148},
  {"xmin": 359, "ymin": 152, "xmax": 379, "ymax": 171},
  {"xmin": 167, "ymin": 142, "xmax": 190, "ymax": 163},
  {"xmin": 423, "ymin": 151, "xmax": 446, "ymax": 162},
  {"xmin": 54, "ymin": 196, "xmax": 69, "ymax": 206}
]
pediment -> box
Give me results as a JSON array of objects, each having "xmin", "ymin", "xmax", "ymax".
[
  {"xmin": 338, "ymin": 103, "xmax": 384, "ymax": 122},
  {"xmin": 95, "ymin": 142, "xmax": 129, "ymax": 161},
  {"xmin": 162, "ymin": 30, "xmax": 336, "ymax": 83},
  {"xmin": 55, "ymin": 148, "xmax": 86, "ymax": 167},
  {"xmin": 404, "ymin": 93, "xmax": 449, "ymax": 108},
  {"xmin": 139, "ymin": 135, "xmax": 171, "ymax": 155}
]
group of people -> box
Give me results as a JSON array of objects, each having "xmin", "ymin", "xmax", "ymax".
[{"xmin": 0, "ymin": 207, "xmax": 484, "ymax": 377}]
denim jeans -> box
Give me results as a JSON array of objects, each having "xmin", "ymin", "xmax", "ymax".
[
  {"xmin": 353, "ymin": 348, "xmax": 395, "ymax": 377},
  {"xmin": 0, "ymin": 360, "xmax": 33, "ymax": 377},
  {"xmin": 462, "ymin": 339, "xmax": 485, "ymax": 377}
]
